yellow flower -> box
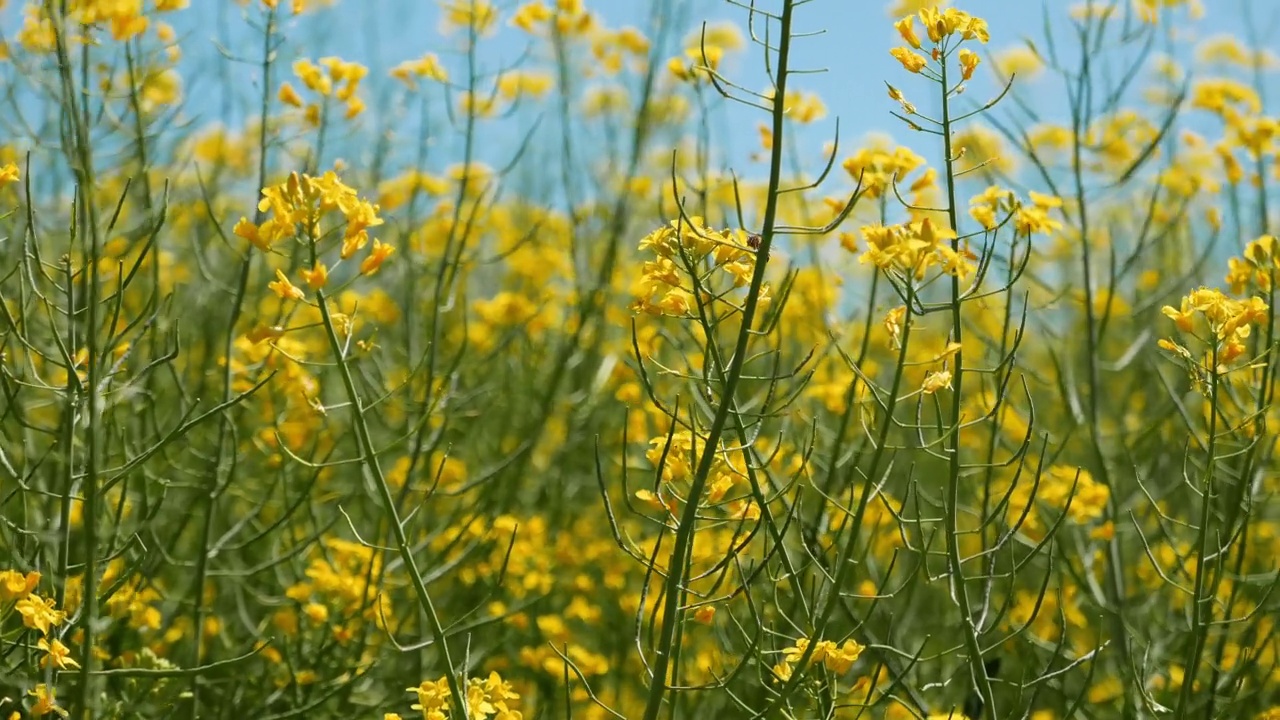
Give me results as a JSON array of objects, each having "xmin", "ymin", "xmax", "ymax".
[
  {"xmin": 234, "ymin": 217, "xmax": 270, "ymax": 252},
  {"xmin": 300, "ymin": 262, "xmax": 329, "ymax": 289},
  {"xmin": 360, "ymin": 239, "xmax": 396, "ymax": 275},
  {"xmin": 28, "ymin": 684, "xmax": 67, "ymax": 718},
  {"xmin": 245, "ymin": 325, "xmax": 286, "ymax": 344},
  {"xmin": 993, "ymin": 45, "xmax": 1043, "ymax": 80},
  {"xmin": 1157, "ymin": 337, "xmax": 1193, "ymax": 362},
  {"xmin": 279, "ymin": 82, "xmax": 304, "ymax": 108},
  {"xmin": 294, "ymin": 59, "xmax": 332, "ymax": 95},
  {"xmin": 782, "ymin": 90, "xmax": 826, "ymax": 123},
  {"xmin": 958, "ymin": 48, "xmax": 980, "ymax": 80},
  {"xmin": 783, "ymin": 637, "xmax": 819, "ymax": 664},
  {"xmin": 919, "ymin": 6, "xmax": 945, "ymax": 43},
  {"xmin": 269, "ymin": 269, "xmax": 306, "ymax": 301},
  {"xmin": 921, "ymin": 370, "xmax": 952, "ymax": 394},
  {"xmin": 390, "ymin": 53, "xmax": 450, "ymax": 88},
  {"xmin": 884, "ymin": 306, "xmax": 907, "ymax": 349},
  {"xmin": 1013, "ymin": 202, "xmax": 1061, "ymax": 236},
  {"xmin": 497, "ymin": 70, "xmax": 554, "ymax": 100},
  {"xmin": 1158, "ymin": 287, "xmax": 1267, "ymax": 376},
  {"xmin": 339, "ymin": 231, "xmax": 367, "ymax": 260},
  {"xmin": 408, "ymin": 678, "xmax": 452, "ymax": 714},
  {"xmin": 442, "ymin": 0, "xmax": 499, "ymax": 36},
  {"xmin": 887, "ymin": 83, "xmax": 916, "ymax": 114},
  {"xmin": 511, "ymin": 1, "xmax": 552, "ymax": 33},
  {"xmin": 0, "ymin": 162, "xmax": 20, "ymax": 185},
  {"xmin": 0, "ymin": 569, "xmax": 39, "ymax": 601},
  {"xmin": 303, "ymin": 602, "xmax": 329, "ymax": 624},
  {"xmin": 1161, "ymin": 299, "xmax": 1196, "ymax": 333},
  {"xmin": 894, "ymin": 15, "xmax": 921, "ymax": 49},
  {"xmin": 1087, "ymin": 676, "xmax": 1124, "ymax": 703},
  {"xmin": 823, "ymin": 639, "xmax": 865, "ymax": 673},
  {"xmin": 38, "ymin": 637, "xmax": 80, "ymax": 670},
  {"xmin": 958, "ymin": 13, "xmax": 989, "ymax": 43},
  {"xmin": 15, "ymin": 594, "xmax": 66, "ymax": 634},
  {"xmin": 890, "ymin": 46, "xmax": 928, "ymax": 73}
]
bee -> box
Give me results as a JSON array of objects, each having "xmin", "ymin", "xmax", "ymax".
[{"xmin": 747, "ymin": 233, "xmax": 762, "ymax": 250}]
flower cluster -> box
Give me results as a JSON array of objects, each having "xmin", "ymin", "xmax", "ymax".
[
  {"xmin": 280, "ymin": 56, "xmax": 369, "ymax": 122},
  {"xmin": 511, "ymin": 0, "xmax": 597, "ymax": 38},
  {"xmin": 840, "ymin": 142, "xmax": 927, "ymax": 200},
  {"xmin": 890, "ymin": 6, "xmax": 989, "ymax": 76},
  {"xmin": 406, "ymin": 671, "xmax": 522, "ymax": 720},
  {"xmin": 1226, "ymin": 234, "xmax": 1280, "ymax": 294},
  {"xmin": 631, "ymin": 217, "xmax": 766, "ymax": 318},
  {"xmin": 773, "ymin": 636, "xmax": 866, "ymax": 681},
  {"xmin": 667, "ymin": 22, "xmax": 743, "ymax": 83},
  {"xmin": 237, "ymin": 172, "xmax": 381, "ymax": 252},
  {"xmin": 1013, "ymin": 191, "xmax": 1065, "ymax": 236},
  {"xmin": 17, "ymin": 0, "xmax": 187, "ymax": 46},
  {"xmin": 638, "ymin": 429, "xmax": 758, "ymax": 519},
  {"xmin": 968, "ymin": 185, "xmax": 1017, "ymax": 230},
  {"xmin": 283, "ymin": 537, "xmax": 391, "ymax": 636},
  {"xmin": 859, "ymin": 217, "xmax": 975, "ymax": 282},
  {"xmin": 441, "ymin": 0, "xmax": 501, "ymax": 36},
  {"xmin": 2, "ymin": 569, "xmax": 75, "ymax": 717},
  {"xmin": 390, "ymin": 53, "xmax": 450, "ymax": 89},
  {"xmin": 1007, "ymin": 465, "xmax": 1111, "ymax": 540},
  {"xmin": 254, "ymin": 0, "xmax": 333, "ymax": 13},
  {"xmin": 1159, "ymin": 287, "xmax": 1268, "ymax": 379},
  {"xmin": 0, "ymin": 162, "xmax": 18, "ymax": 185},
  {"xmin": 235, "ymin": 171, "xmax": 391, "ymax": 304}
]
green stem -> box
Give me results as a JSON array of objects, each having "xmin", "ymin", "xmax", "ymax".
[
  {"xmin": 761, "ymin": 282, "xmax": 917, "ymax": 719},
  {"xmin": 315, "ymin": 284, "xmax": 469, "ymax": 718},
  {"xmin": 189, "ymin": 9, "xmax": 276, "ymax": 715},
  {"xmin": 1068, "ymin": 28, "xmax": 1135, "ymax": 703},
  {"xmin": 1174, "ymin": 344, "xmax": 1220, "ymax": 720},
  {"xmin": 938, "ymin": 43, "xmax": 995, "ymax": 718},
  {"xmin": 45, "ymin": 4, "xmax": 104, "ymax": 715},
  {"xmin": 638, "ymin": 5, "xmax": 795, "ymax": 719}
]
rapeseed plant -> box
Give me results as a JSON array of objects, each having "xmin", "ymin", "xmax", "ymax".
[{"xmin": 0, "ymin": 0, "xmax": 1279, "ymax": 718}]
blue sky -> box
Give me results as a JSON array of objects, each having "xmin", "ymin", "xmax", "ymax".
[
  {"xmin": 217, "ymin": 1, "xmax": 1273, "ymax": 172},
  {"xmin": 3, "ymin": 1, "xmax": 1279, "ymax": 183}
]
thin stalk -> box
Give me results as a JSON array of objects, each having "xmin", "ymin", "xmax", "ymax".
[
  {"xmin": 46, "ymin": 2, "xmax": 105, "ymax": 713},
  {"xmin": 188, "ymin": 8, "xmax": 277, "ymax": 715},
  {"xmin": 939, "ymin": 44, "xmax": 995, "ymax": 717},
  {"xmin": 761, "ymin": 281, "xmax": 917, "ymax": 720},
  {"xmin": 314, "ymin": 282, "xmax": 469, "ymax": 718},
  {"xmin": 1068, "ymin": 26, "xmax": 1135, "ymax": 702},
  {"xmin": 1174, "ymin": 344, "xmax": 1220, "ymax": 720},
  {"xmin": 48, "ymin": 11, "xmax": 103, "ymax": 717},
  {"xmin": 638, "ymin": 4, "xmax": 796, "ymax": 719}
]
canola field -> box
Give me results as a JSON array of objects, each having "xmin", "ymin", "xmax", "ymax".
[{"xmin": 1, "ymin": 0, "xmax": 1278, "ymax": 718}]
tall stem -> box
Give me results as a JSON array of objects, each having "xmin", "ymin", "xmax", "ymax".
[
  {"xmin": 189, "ymin": 9, "xmax": 276, "ymax": 715},
  {"xmin": 315, "ymin": 283, "xmax": 470, "ymax": 718},
  {"xmin": 46, "ymin": 3, "xmax": 103, "ymax": 713},
  {"xmin": 639, "ymin": 4, "xmax": 795, "ymax": 719},
  {"xmin": 938, "ymin": 46, "xmax": 996, "ymax": 718},
  {"xmin": 1174, "ymin": 346, "xmax": 1220, "ymax": 720}
]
